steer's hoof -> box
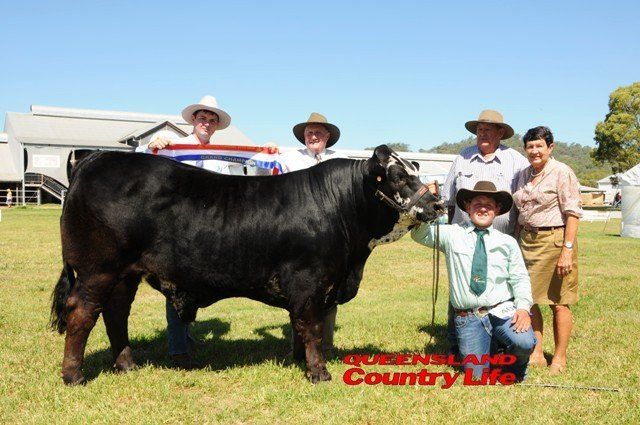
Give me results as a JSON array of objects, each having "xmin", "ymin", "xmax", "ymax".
[
  {"xmin": 308, "ymin": 366, "xmax": 332, "ymax": 384},
  {"xmin": 114, "ymin": 347, "xmax": 137, "ymax": 372},
  {"xmin": 61, "ymin": 369, "xmax": 86, "ymax": 386}
]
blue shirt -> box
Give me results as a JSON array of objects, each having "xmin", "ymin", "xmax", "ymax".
[
  {"xmin": 442, "ymin": 144, "xmax": 529, "ymax": 235},
  {"xmin": 411, "ymin": 223, "xmax": 533, "ymax": 312}
]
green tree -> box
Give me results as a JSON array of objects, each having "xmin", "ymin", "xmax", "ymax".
[
  {"xmin": 592, "ymin": 82, "xmax": 640, "ymax": 173},
  {"xmin": 365, "ymin": 142, "xmax": 411, "ymax": 152}
]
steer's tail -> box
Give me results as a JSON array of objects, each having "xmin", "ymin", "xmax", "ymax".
[{"xmin": 50, "ymin": 261, "xmax": 75, "ymax": 334}]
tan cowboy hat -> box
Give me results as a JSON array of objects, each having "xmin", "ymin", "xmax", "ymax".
[
  {"xmin": 456, "ymin": 181, "xmax": 513, "ymax": 216},
  {"xmin": 181, "ymin": 95, "xmax": 231, "ymax": 130},
  {"xmin": 465, "ymin": 109, "xmax": 514, "ymax": 140},
  {"xmin": 292, "ymin": 112, "xmax": 340, "ymax": 147}
]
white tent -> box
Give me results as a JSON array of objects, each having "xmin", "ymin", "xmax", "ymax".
[{"xmin": 619, "ymin": 163, "xmax": 640, "ymax": 238}]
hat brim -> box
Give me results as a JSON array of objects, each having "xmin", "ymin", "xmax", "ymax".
[
  {"xmin": 181, "ymin": 104, "xmax": 231, "ymax": 130},
  {"xmin": 292, "ymin": 122, "xmax": 340, "ymax": 148},
  {"xmin": 455, "ymin": 188, "xmax": 513, "ymax": 216},
  {"xmin": 465, "ymin": 120, "xmax": 514, "ymax": 140}
]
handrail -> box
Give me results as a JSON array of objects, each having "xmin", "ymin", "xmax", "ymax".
[{"xmin": 22, "ymin": 173, "xmax": 67, "ymax": 201}]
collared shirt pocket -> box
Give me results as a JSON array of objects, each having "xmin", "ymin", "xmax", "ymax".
[
  {"xmin": 493, "ymin": 170, "xmax": 511, "ymax": 192},
  {"xmin": 451, "ymin": 242, "xmax": 475, "ymax": 271},
  {"xmin": 456, "ymin": 172, "xmax": 474, "ymax": 190}
]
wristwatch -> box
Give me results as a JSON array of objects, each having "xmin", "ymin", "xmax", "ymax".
[{"xmin": 563, "ymin": 241, "xmax": 574, "ymax": 249}]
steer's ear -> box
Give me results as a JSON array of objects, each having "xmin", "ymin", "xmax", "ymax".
[
  {"xmin": 364, "ymin": 145, "xmax": 391, "ymax": 181},
  {"xmin": 373, "ymin": 145, "xmax": 393, "ymax": 165},
  {"xmin": 411, "ymin": 161, "xmax": 420, "ymax": 171}
]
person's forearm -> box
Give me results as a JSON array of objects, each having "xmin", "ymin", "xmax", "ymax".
[
  {"xmin": 411, "ymin": 223, "xmax": 435, "ymax": 248},
  {"xmin": 563, "ymin": 214, "xmax": 579, "ymax": 245}
]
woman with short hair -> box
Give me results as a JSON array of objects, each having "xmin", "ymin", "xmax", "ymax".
[{"xmin": 513, "ymin": 126, "xmax": 583, "ymax": 375}]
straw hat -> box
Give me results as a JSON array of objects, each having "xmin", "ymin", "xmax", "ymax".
[
  {"xmin": 456, "ymin": 181, "xmax": 513, "ymax": 215},
  {"xmin": 464, "ymin": 110, "xmax": 514, "ymax": 140},
  {"xmin": 292, "ymin": 112, "xmax": 340, "ymax": 147},
  {"xmin": 181, "ymin": 96, "xmax": 231, "ymax": 130}
]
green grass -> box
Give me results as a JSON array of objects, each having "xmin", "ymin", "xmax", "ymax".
[{"xmin": 0, "ymin": 206, "xmax": 638, "ymax": 424}]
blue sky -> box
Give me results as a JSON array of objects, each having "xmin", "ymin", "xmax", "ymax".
[{"xmin": 2, "ymin": 0, "xmax": 638, "ymax": 150}]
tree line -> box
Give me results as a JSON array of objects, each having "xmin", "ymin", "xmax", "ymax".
[{"xmin": 366, "ymin": 138, "xmax": 612, "ymax": 187}]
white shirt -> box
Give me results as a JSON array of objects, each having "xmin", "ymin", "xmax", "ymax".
[
  {"xmin": 136, "ymin": 134, "xmax": 242, "ymax": 174},
  {"xmin": 279, "ymin": 147, "xmax": 348, "ymax": 173}
]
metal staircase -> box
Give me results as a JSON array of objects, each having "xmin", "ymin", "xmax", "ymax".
[{"xmin": 24, "ymin": 173, "xmax": 67, "ymax": 203}]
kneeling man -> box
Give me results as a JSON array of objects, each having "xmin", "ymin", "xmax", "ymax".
[{"xmin": 412, "ymin": 181, "xmax": 536, "ymax": 381}]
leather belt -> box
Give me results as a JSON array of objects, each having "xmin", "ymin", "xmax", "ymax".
[
  {"xmin": 455, "ymin": 307, "xmax": 487, "ymax": 317},
  {"xmin": 454, "ymin": 299, "xmax": 513, "ymax": 317},
  {"xmin": 523, "ymin": 224, "xmax": 565, "ymax": 233}
]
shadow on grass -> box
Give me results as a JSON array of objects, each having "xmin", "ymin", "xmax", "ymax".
[
  {"xmin": 418, "ymin": 323, "xmax": 449, "ymax": 353},
  {"xmin": 81, "ymin": 319, "xmax": 408, "ymax": 382},
  {"xmin": 81, "ymin": 319, "xmax": 455, "ymax": 382}
]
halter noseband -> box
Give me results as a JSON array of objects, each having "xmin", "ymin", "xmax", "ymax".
[{"xmin": 375, "ymin": 181, "xmax": 437, "ymax": 214}]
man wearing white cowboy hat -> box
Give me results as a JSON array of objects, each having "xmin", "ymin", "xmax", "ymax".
[
  {"xmin": 276, "ymin": 112, "xmax": 348, "ymax": 356},
  {"xmin": 412, "ymin": 181, "xmax": 535, "ymax": 382},
  {"xmin": 441, "ymin": 109, "xmax": 529, "ymax": 358},
  {"xmin": 138, "ymin": 95, "xmax": 238, "ymax": 174},
  {"xmin": 136, "ymin": 95, "xmax": 235, "ymax": 368}
]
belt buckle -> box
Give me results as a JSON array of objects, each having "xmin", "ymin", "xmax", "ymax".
[{"xmin": 472, "ymin": 307, "xmax": 488, "ymax": 317}]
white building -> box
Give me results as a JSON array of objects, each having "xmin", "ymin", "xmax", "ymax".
[
  {"xmin": 596, "ymin": 174, "xmax": 620, "ymax": 204},
  {"xmin": 1, "ymin": 104, "xmax": 456, "ymax": 205},
  {"xmin": 1, "ymin": 105, "xmax": 254, "ymax": 204}
]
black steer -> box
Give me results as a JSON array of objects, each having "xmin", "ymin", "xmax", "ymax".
[{"xmin": 50, "ymin": 144, "xmax": 442, "ymax": 384}]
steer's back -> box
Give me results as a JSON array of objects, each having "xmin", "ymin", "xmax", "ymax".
[{"xmin": 62, "ymin": 151, "xmax": 368, "ymax": 308}]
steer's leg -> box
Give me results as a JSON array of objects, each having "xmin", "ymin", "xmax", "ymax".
[
  {"xmin": 289, "ymin": 313, "xmax": 306, "ymax": 362},
  {"xmin": 102, "ymin": 275, "xmax": 140, "ymax": 373},
  {"xmin": 60, "ymin": 276, "xmax": 110, "ymax": 385},
  {"xmin": 292, "ymin": 301, "xmax": 331, "ymax": 383}
]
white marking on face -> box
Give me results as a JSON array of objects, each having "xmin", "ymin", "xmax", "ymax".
[
  {"xmin": 408, "ymin": 205, "xmax": 424, "ymax": 219},
  {"xmin": 393, "ymin": 192, "xmax": 410, "ymax": 206},
  {"xmin": 368, "ymin": 215, "xmax": 416, "ymax": 250},
  {"xmin": 389, "ymin": 153, "xmax": 419, "ymax": 176}
]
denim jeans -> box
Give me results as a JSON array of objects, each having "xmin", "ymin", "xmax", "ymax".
[
  {"xmin": 166, "ymin": 300, "xmax": 190, "ymax": 356},
  {"xmin": 454, "ymin": 310, "xmax": 536, "ymax": 381}
]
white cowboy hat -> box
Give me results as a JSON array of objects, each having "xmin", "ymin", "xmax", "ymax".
[{"xmin": 181, "ymin": 95, "xmax": 231, "ymax": 130}]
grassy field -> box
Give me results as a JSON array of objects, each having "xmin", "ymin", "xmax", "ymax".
[{"xmin": 0, "ymin": 206, "xmax": 638, "ymax": 424}]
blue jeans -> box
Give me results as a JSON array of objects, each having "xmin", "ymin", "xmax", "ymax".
[
  {"xmin": 454, "ymin": 310, "xmax": 536, "ymax": 381},
  {"xmin": 166, "ymin": 300, "xmax": 189, "ymax": 356}
]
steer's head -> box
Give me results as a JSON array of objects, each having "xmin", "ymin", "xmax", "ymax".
[{"xmin": 365, "ymin": 145, "xmax": 444, "ymax": 223}]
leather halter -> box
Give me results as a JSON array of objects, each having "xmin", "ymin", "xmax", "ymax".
[{"xmin": 375, "ymin": 182, "xmax": 435, "ymax": 214}]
